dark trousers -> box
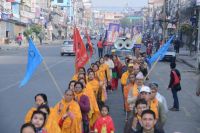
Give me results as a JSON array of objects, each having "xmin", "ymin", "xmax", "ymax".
[
  {"xmin": 98, "ymin": 48, "xmax": 103, "ymax": 58},
  {"xmin": 171, "ymin": 88, "xmax": 179, "ymax": 109},
  {"xmin": 83, "ymin": 120, "xmax": 89, "ymax": 133},
  {"xmin": 175, "ymin": 47, "xmax": 179, "ymax": 53}
]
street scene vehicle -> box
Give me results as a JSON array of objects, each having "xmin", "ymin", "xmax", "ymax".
[
  {"xmin": 60, "ymin": 40, "xmax": 75, "ymax": 56},
  {"xmin": 163, "ymin": 45, "xmax": 176, "ymax": 62},
  {"xmin": 111, "ymin": 37, "xmax": 134, "ymax": 60}
]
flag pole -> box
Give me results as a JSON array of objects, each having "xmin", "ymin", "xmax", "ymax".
[
  {"xmin": 144, "ymin": 56, "xmax": 161, "ymax": 81},
  {"xmin": 42, "ymin": 60, "xmax": 63, "ymax": 97}
]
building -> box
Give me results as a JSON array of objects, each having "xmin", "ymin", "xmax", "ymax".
[{"xmin": 0, "ymin": 0, "xmax": 26, "ymax": 44}]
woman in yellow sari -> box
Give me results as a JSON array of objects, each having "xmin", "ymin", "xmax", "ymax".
[
  {"xmin": 38, "ymin": 104, "xmax": 61, "ymax": 133},
  {"xmin": 72, "ymin": 67, "xmax": 87, "ymax": 81},
  {"xmin": 53, "ymin": 90, "xmax": 82, "ymax": 133},
  {"xmin": 24, "ymin": 93, "xmax": 48, "ymax": 123},
  {"xmin": 74, "ymin": 81, "xmax": 90, "ymax": 133},
  {"xmin": 87, "ymin": 71, "xmax": 100, "ymax": 98},
  {"xmin": 78, "ymin": 78, "xmax": 100, "ymax": 130}
]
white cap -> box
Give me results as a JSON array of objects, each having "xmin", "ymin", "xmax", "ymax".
[
  {"xmin": 139, "ymin": 86, "xmax": 151, "ymax": 93},
  {"xmin": 136, "ymin": 72, "xmax": 144, "ymax": 79}
]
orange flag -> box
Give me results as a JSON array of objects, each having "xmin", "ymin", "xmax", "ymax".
[
  {"xmin": 85, "ymin": 29, "xmax": 93, "ymax": 58},
  {"xmin": 73, "ymin": 27, "xmax": 89, "ymax": 71}
]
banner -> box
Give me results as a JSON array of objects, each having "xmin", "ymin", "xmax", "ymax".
[
  {"xmin": 107, "ymin": 23, "xmax": 120, "ymax": 45},
  {"xmin": 74, "ymin": 27, "xmax": 89, "ymax": 71},
  {"xmin": 20, "ymin": 38, "xmax": 43, "ymax": 87}
]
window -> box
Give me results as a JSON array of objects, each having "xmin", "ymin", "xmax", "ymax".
[{"xmin": 57, "ymin": 0, "xmax": 63, "ymax": 3}]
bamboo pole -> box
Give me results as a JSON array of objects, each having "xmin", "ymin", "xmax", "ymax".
[
  {"xmin": 42, "ymin": 60, "xmax": 63, "ymax": 97},
  {"xmin": 144, "ymin": 56, "xmax": 161, "ymax": 81}
]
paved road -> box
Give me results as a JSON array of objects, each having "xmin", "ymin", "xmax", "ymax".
[{"xmin": 0, "ymin": 43, "xmax": 200, "ymax": 133}]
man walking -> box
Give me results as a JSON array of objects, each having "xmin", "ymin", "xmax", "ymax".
[
  {"xmin": 174, "ymin": 39, "xmax": 180, "ymax": 53},
  {"xmin": 168, "ymin": 62, "xmax": 181, "ymax": 111},
  {"xmin": 16, "ymin": 33, "xmax": 22, "ymax": 46},
  {"xmin": 97, "ymin": 38, "xmax": 103, "ymax": 58}
]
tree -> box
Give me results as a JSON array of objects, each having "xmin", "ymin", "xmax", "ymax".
[
  {"xmin": 181, "ymin": 23, "xmax": 197, "ymax": 55},
  {"xmin": 23, "ymin": 24, "xmax": 42, "ymax": 40}
]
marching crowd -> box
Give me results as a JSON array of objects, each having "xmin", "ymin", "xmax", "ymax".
[{"xmin": 20, "ymin": 45, "xmax": 181, "ymax": 133}]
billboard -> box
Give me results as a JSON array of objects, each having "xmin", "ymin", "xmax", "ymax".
[
  {"xmin": 12, "ymin": 3, "xmax": 20, "ymax": 19},
  {"xmin": 107, "ymin": 23, "xmax": 120, "ymax": 45}
]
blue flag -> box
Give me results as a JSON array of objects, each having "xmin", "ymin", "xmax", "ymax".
[
  {"xmin": 148, "ymin": 36, "xmax": 175, "ymax": 65},
  {"xmin": 20, "ymin": 38, "xmax": 43, "ymax": 87}
]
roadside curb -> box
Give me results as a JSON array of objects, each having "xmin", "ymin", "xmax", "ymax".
[
  {"xmin": 177, "ymin": 57, "xmax": 196, "ymax": 69},
  {"xmin": 0, "ymin": 40, "xmax": 64, "ymax": 51}
]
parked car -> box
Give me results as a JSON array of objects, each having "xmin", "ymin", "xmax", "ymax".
[
  {"xmin": 163, "ymin": 45, "xmax": 176, "ymax": 62},
  {"xmin": 60, "ymin": 40, "xmax": 75, "ymax": 56}
]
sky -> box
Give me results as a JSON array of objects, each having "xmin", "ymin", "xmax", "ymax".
[{"xmin": 91, "ymin": 0, "xmax": 148, "ymax": 8}]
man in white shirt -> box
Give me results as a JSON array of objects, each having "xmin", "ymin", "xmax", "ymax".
[{"xmin": 104, "ymin": 54, "xmax": 114, "ymax": 78}]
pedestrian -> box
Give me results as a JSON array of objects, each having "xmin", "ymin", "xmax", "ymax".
[
  {"xmin": 17, "ymin": 33, "xmax": 22, "ymax": 46},
  {"xmin": 174, "ymin": 39, "xmax": 180, "ymax": 53},
  {"xmin": 74, "ymin": 82, "xmax": 90, "ymax": 133},
  {"xmin": 30, "ymin": 110, "xmax": 47, "ymax": 133},
  {"xmin": 68, "ymin": 80, "xmax": 76, "ymax": 92},
  {"xmin": 124, "ymin": 73, "xmax": 137, "ymax": 120},
  {"xmin": 97, "ymin": 38, "xmax": 103, "ymax": 58},
  {"xmin": 37, "ymin": 104, "xmax": 61, "ymax": 133},
  {"xmin": 196, "ymin": 74, "xmax": 200, "ymax": 96},
  {"xmin": 149, "ymin": 83, "xmax": 168, "ymax": 113},
  {"xmin": 38, "ymin": 32, "xmax": 45, "ymax": 45},
  {"xmin": 148, "ymin": 86, "xmax": 167, "ymax": 128},
  {"xmin": 133, "ymin": 110, "xmax": 165, "ymax": 133},
  {"xmin": 24, "ymin": 93, "xmax": 48, "ymax": 123},
  {"xmin": 94, "ymin": 105, "xmax": 115, "ymax": 133},
  {"xmin": 104, "ymin": 55, "xmax": 114, "ymax": 71},
  {"xmin": 54, "ymin": 89, "xmax": 82, "ymax": 133},
  {"xmin": 111, "ymin": 55, "xmax": 123, "ymax": 90},
  {"xmin": 78, "ymin": 78, "xmax": 100, "ymax": 130},
  {"xmin": 168, "ymin": 62, "xmax": 181, "ymax": 111},
  {"xmin": 102, "ymin": 39, "xmax": 108, "ymax": 55},
  {"xmin": 87, "ymin": 70, "xmax": 100, "ymax": 98},
  {"xmin": 121, "ymin": 63, "xmax": 134, "ymax": 87},
  {"xmin": 20, "ymin": 123, "xmax": 36, "ymax": 133},
  {"xmin": 124, "ymin": 99, "xmax": 148, "ymax": 133}
]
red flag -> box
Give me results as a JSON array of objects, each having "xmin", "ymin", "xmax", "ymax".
[
  {"xmin": 85, "ymin": 29, "xmax": 93, "ymax": 57},
  {"xmin": 73, "ymin": 27, "xmax": 89, "ymax": 71}
]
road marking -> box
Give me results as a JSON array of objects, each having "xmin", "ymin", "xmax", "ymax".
[
  {"xmin": 181, "ymin": 107, "xmax": 191, "ymax": 117},
  {"xmin": 0, "ymin": 58, "xmax": 69, "ymax": 93}
]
